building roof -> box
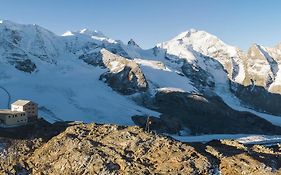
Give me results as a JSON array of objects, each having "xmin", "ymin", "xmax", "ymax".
[
  {"xmin": 0, "ymin": 109, "xmax": 25, "ymax": 114},
  {"xmin": 11, "ymin": 100, "xmax": 33, "ymax": 106}
]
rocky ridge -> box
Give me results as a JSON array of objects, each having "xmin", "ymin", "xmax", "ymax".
[{"xmin": 0, "ymin": 122, "xmax": 280, "ymax": 175}]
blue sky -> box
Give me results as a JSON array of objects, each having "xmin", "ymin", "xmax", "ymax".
[{"xmin": 0, "ymin": 0, "xmax": 281, "ymax": 50}]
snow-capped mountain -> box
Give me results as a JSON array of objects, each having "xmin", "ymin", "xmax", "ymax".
[
  {"xmin": 151, "ymin": 29, "xmax": 281, "ymax": 117},
  {"xmin": 246, "ymin": 43, "xmax": 281, "ymax": 93},
  {"xmin": 0, "ymin": 20, "xmax": 196, "ymax": 125},
  {"xmin": 0, "ymin": 20, "xmax": 160, "ymax": 124},
  {"xmin": 0, "ymin": 20, "xmax": 281, "ymax": 135},
  {"xmin": 157, "ymin": 29, "xmax": 245, "ymax": 84},
  {"xmin": 0, "ymin": 20, "xmax": 60, "ymax": 65},
  {"xmin": 153, "ymin": 29, "xmax": 281, "ymax": 93}
]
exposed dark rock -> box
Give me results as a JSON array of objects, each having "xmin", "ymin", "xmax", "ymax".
[
  {"xmin": 127, "ymin": 39, "xmax": 141, "ymax": 49},
  {"xmin": 14, "ymin": 59, "xmax": 37, "ymax": 73},
  {"xmin": 79, "ymin": 49, "xmax": 148, "ymax": 95},
  {"xmin": 100, "ymin": 65, "xmax": 148, "ymax": 95},
  {"xmin": 148, "ymin": 90, "xmax": 281, "ymax": 134},
  {"xmin": 100, "ymin": 49, "xmax": 148, "ymax": 94},
  {"xmin": 79, "ymin": 49, "xmax": 148, "ymax": 94},
  {"xmin": 231, "ymin": 82, "xmax": 281, "ymax": 116},
  {"xmin": 182, "ymin": 60, "xmax": 215, "ymax": 92},
  {"xmin": 78, "ymin": 51, "xmax": 103, "ymax": 66}
]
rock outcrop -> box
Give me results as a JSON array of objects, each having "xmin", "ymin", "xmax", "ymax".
[
  {"xmin": 14, "ymin": 59, "xmax": 37, "ymax": 73},
  {"xmin": 0, "ymin": 122, "xmax": 280, "ymax": 175},
  {"xmin": 181, "ymin": 59, "xmax": 215, "ymax": 92},
  {"xmin": 245, "ymin": 44, "xmax": 278, "ymax": 88},
  {"xmin": 141, "ymin": 90, "xmax": 281, "ymax": 135},
  {"xmin": 98, "ymin": 49, "xmax": 148, "ymax": 95},
  {"xmin": 79, "ymin": 49, "xmax": 148, "ymax": 95}
]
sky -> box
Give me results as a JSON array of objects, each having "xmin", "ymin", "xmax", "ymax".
[{"xmin": 0, "ymin": 0, "xmax": 281, "ymax": 50}]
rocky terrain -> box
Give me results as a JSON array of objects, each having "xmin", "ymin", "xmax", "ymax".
[
  {"xmin": 98, "ymin": 49, "xmax": 148, "ymax": 95},
  {"xmin": 0, "ymin": 121, "xmax": 280, "ymax": 175},
  {"xmin": 133, "ymin": 90, "xmax": 281, "ymax": 135}
]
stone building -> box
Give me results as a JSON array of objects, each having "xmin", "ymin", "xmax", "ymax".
[
  {"xmin": 11, "ymin": 100, "xmax": 38, "ymax": 121},
  {"xmin": 0, "ymin": 109, "xmax": 28, "ymax": 126}
]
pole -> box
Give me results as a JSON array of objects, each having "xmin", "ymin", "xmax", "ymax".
[{"xmin": 145, "ymin": 115, "xmax": 150, "ymax": 132}]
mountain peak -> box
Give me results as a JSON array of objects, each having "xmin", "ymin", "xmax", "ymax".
[
  {"xmin": 159, "ymin": 28, "xmax": 238, "ymax": 59},
  {"xmin": 248, "ymin": 43, "xmax": 265, "ymax": 53},
  {"xmin": 174, "ymin": 29, "xmax": 219, "ymax": 42},
  {"xmin": 62, "ymin": 31, "xmax": 74, "ymax": 36},
  {"xmin": 189, "ymin": 28, "xmax": 198, "ymax": 33},
  {"xmin": 0, "ymin": 19, "xmax": 18, "ymax": 27},
  {"xmin": 0, "ymin": 19, "xmax": 31, "ymax": 27},
  {"xmin": 61, "ymin": 28, "xmax": 106, "ymax": 38},
  {"xmin": 127, "ymin": 39, "xmax": 141, "ymax": 48},
  {"xmin": 79, "ymin": 28, "xmax": 105, "ymax": 37},
  {"xmin": 0, "ymin": 19, "xmax": 10, "ymax": 24},
  {"xmin": 251, "ymin": 43, "xmax": 260, "ymax": 47}
]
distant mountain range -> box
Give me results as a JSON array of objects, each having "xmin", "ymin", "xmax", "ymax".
[{"xmin": 0, "ymin": 20, "xmax": 281, "ymax": 135}]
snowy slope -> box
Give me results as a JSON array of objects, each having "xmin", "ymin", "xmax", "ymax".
[
  {"xmin": 170, "ymin": 134, "xmax": 281, "ymax": 145},
  {"xmin": 0, "ymin": 20, "xmax": 61, "ymax": 63},
  {"xmin": 0, "ymin": 20, "xmax": 164, "ymax": 124},
  {"xmin": 134, "ymin": 58, "xmax": 196, "ymax": 94},
  {"xmin": 0, "ymin": 53, "xmax": 160, "ymax": 125},
  {"xmin": 158, "ymin": 29, "xmax": 246, "ymax": 84},
  {"xmin": 0, "ymin": 20, "xmax": 281, "ymax": 144}
]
